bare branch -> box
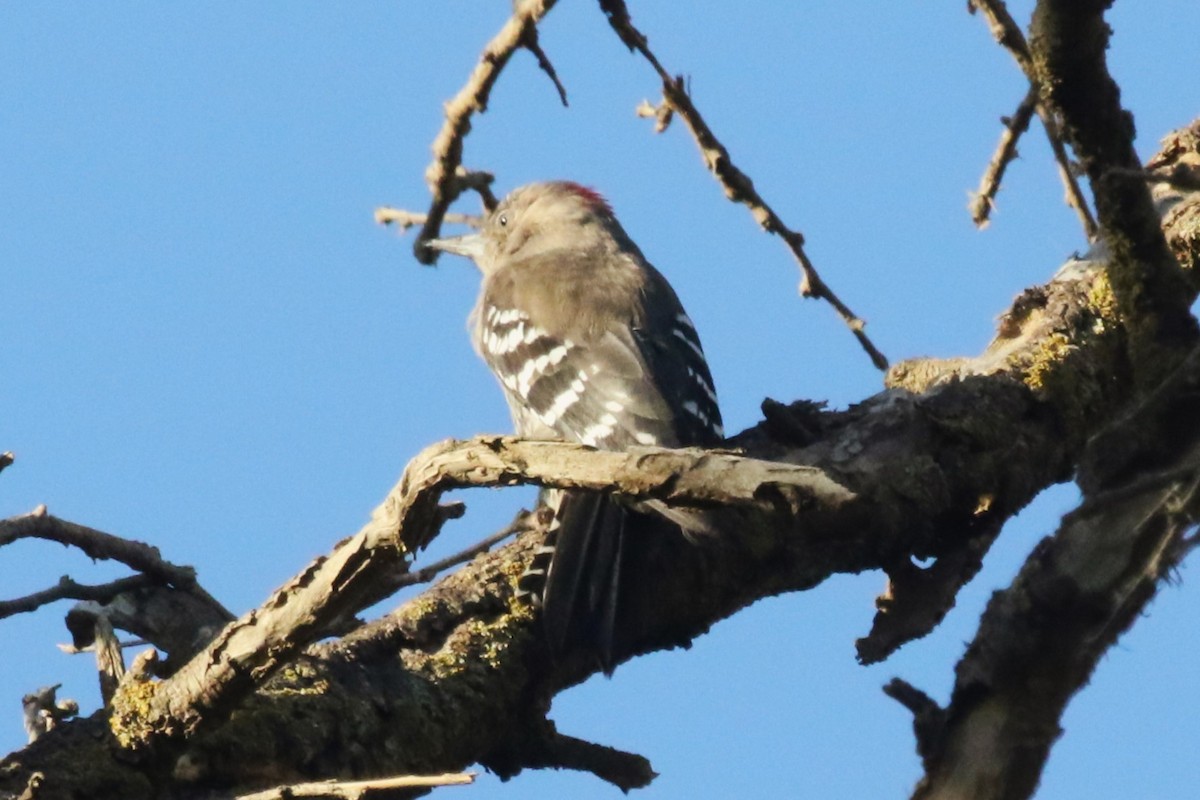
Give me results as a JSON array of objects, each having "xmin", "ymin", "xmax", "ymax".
[
  {"xmin": 0, "ymin": 574, "xmax": 154, "ymax": 621},
  {"xmin": 968, "ymin": 0, "xmax": 1034, "ymax": 75},
  {"xmin": 0, "ymin": 508, "xmax": 234, "ymax": 658},
  {"xmin": 968, "ymin": 0, "xmax": 1099, "ymax": 239},
  {"xmin": 882, "ymin": 678, "xmax": 944, "ymax": 763},
  {"xmin": 908, "ymin": 344, "xmax": 1200, "ymax": 799},
  {"xmin": 970, "ymin": 87, "xmax": 1037, "ymax": 228},
  {"xmin": 6, "ymin": 161, "xmax": 1198, "ymax": 793},
  {"xmin": 413, "ymin": 0, "xmax": 560, "ymax": 263},
  {"xmin": 94, "ymin": 138, "xmax": 1200, "ymax": 768},
  {"xmin": 390, "ymin": 509, "xmax": 530, "ymax": 591},
  {"xmin": 525, "ymin": 731, "xmax": 656, "ymax": 792},
  {"xmin": 519, "ymin": 24, "xmax": 569, "ymax": 107},
  {"xmin": 374, "ymin": 208, "xmax": 482, "ymax": 232},
  {"xmin": 235, "ymin": 773, "xmax": 474, "ymax": 800},
  {"xmin": 599, "ymin": 0, "xmax": 888, "ymax": 370},
  {"xmin": 65, "ymin": 585, "xmax": 235, "ymax": 673},
  {"xmin": 857, "ymin": 510, "xmax": 1004, "ymax": 664},
  {"xmin": 0, "ymin": 508, "xmax": 204, "ymax": 596}
]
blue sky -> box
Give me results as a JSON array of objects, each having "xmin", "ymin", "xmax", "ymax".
[{"xmin": 2, "ymin": 3, "xmax": 1198, "ymax": 797}]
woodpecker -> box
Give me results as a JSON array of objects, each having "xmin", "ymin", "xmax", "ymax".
[{"xmin": 426, "ymin": 181, "xmax": 723, "ymax": 672}]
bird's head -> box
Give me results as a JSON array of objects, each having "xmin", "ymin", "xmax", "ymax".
[{"xmin": 425, "ymin": 181, "xmax": 634, "ymax": 274}]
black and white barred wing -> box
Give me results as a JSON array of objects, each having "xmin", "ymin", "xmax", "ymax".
[
  {"xmin": 477, "ymin": 305, "xmax": 690, "ymax": 449},
  {"xmin": 630, "ymin": 309, "xmax": 723, "ymax": 447}
]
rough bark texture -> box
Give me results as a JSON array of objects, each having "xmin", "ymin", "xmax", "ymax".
[{"xmin": 2, "ymin": 121, "xmax": 1197, "ymax": 799}]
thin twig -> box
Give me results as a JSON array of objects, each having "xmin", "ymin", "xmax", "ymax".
[
  {"xmin": 57, "ymin": 637, "xmax": 151, "ymax": 654},
  {"xmin": 235, "ymin": 772, "xmax": 474, "ymax": 800},
  {"xmin": 520, "ymin": 25, "xmax": 569, "ymax": 107},
  {"xmin": 455, "ymin": 168, "xmax": 499, "ymax": 210},
  {"xmin": 970, "ymin": 86, "xmax": 1038, "ymax": 228},
  {"xmin": 968, "ymin": 0, "xmax": 1099, "ymax": 240},
  {"xmin": 968, "ymin": 0, "xmax": 1034, "ymax": 74},
  {"xmin": 393, "ymin": 514, "xmax": 530, "ymax": 590},
  {"xmin": 599, "ymin": 0, "xmax": 888, "ymax": 370},
  {"xmin": 0, "ymin": 507, "xmax": 188, "ymax": 584},
  {"xmin": 1042, "ymin": 121, "xmax": 1099, "ymax": 240},
  {"xmin": 414, "ymin": 0, "xmax": 560, "ymax": 264},
  {"xmin": 375, "ymin": 208, "xmax": 483, "ymax": 232}
]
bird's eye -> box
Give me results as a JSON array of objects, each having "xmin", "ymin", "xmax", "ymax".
[{"xmin": 498, "ymin": 213, "xmax": 508, "ymax": 227}]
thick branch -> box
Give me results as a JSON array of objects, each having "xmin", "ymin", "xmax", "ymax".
[
  {"xmin": 5, "ymin": 147, "xmax": 1198, "ymax": 796},
  {"xmin": 1029, "ymin": 1, "xmax": 1198, "ymax": 367},
  {"xmin": 908, "ymin": 344, "xmax": 1200, "ymax": 800},
  {"xmin": 64, "ymin": 584, "xmax": 235, "ymax": 675},
  {"xmin": 110, "ymin": 439, "xmax": 854, "ymax": 753}
]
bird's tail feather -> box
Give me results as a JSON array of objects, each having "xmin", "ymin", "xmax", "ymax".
[
  {"xmin": 520, "ymin": 490, "xmax": 706, "ymax": 675},
  {"xmin": 540, "ymin": 491, "xmax": 626, "ymax": 674}
]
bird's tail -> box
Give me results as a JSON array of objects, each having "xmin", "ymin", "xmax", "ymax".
[
  {"xmin": 518, "ymin": 490, "xmax": 642, "ymax": 675},
  {"xmin": 516, "ymin": 489, "xmax": 712, "ymax": 675}
]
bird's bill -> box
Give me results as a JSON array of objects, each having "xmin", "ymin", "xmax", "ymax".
[{"xmin": 424, "ymin": 233, "xmax": 485, "ymax": 260}]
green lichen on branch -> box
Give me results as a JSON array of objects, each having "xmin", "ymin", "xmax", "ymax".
[{"xmin": 109, "ymin": 675, "xmax": 163, "ymax": 750}]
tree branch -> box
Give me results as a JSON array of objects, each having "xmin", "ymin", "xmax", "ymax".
[
  {"xmin": 906, "ymin": 342, "xmax": 1200, "ymax": 800},
  {"xmin": 970, "ymin": 86, "xmax": 1038, "ymax": 228},
  {"xmin": 108, "ymin": 439, "xmax": 857, "ymax": 753},
  {"xmin": 0, "ymin": 507, "xmax": 205, "ymax": 593},
  {"xmin": 0, "ymin": 575, "xmax": 155, "ymax": 621},
  {"xmin": 968, "ymin": 0, "xmax": 1099, "ymax": 239},
  {"xmin": 235, "ymin": 773, "xmax": 474, "ymax": 800},
  {"xmin": 412, "ymin": 0, "xmax": 559, "ymax": 264},
  {"xmin": 374, "ymin": 208, "xmax": 482, "ymax": 232},
  {"xmin": 63, "ymin": 584, "xmax": 234, "ymax": 675},
  {"xmin": 5, "ymin": 138, "xmax": 1197, "ymax": 796},
  {"xmin": 1028, "ymin": 0, "xmax": 1198, "ymax": 370},
  {"xmin": 599, "ymin": 0, "xmax": 888, "ymax": 371}
]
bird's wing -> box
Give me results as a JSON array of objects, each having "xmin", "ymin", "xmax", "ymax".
[{"xmin": 481, "ymin": 315, "xmax": 721, "ymax": 450}]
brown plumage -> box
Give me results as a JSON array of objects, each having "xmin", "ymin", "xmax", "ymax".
[{"xmin": 427, "ymin": 181, "xmax": 723, "ymax": 673}]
